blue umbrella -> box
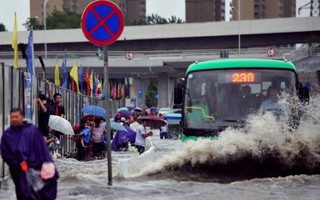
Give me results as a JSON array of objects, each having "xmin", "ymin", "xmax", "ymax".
[
  {"xmin": 127, "ymin": 106, "xmax": 134, "ymax": 110},
  {"xmin": 117, "ymin": 107, "xmax": 129, "ymax": 112},
  {"xmin": 81, "ymin": 105, "xmax": 106, "ymax": 118},
  {"xmin": 111, "ymin": 122, "xmax": 128, "ymax": 132},
  {"xmin": 102, "ymin": 122, "xmax": 127, "ymax": 132}
]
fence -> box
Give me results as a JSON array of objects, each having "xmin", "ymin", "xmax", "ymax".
[{"xmin": 0, "ymin": 62, "xmax": 112, "ymax": 188}]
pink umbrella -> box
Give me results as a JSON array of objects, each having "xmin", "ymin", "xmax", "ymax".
[{"xmin": 134, "ymin": 107, "xmax": 142, "ymax": 112}]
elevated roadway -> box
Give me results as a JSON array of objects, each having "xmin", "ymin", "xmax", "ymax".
[
  {"xmin": 0, "ymin": 17, "xmax": 319, "ymax": 78},
  {"xmin": 0, "ymin": 17, "xmax": 319, "ymax": 52}
]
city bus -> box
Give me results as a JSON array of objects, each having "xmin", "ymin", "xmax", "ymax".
[{"xmin": 173, "ymin": 59, "xmax": 309, "ymax": 141}]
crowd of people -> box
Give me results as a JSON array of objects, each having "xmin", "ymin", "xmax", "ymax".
[
  {"xmin": 73, "ymin": 106, "xmax": 169, "ymax": 160},
  {"xmin": 36, "ymin": 88, "xmax": 169, "ymax": 161},
  {"xmin": 36, "ymin": 90, "xmax": 167, "ymax": 160}
]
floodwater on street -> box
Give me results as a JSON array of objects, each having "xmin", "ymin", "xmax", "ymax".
[{"xmin": 1, "ymin": 95, "xmax": 320, "ymax": 200}]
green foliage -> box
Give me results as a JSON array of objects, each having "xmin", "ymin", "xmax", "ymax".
[
  {"xmin": 126, "ymin": 14, "xmax": 184, "ymax": 26},
  {"xmin": 145, "ymin": 14, "xmax": 168, "ymax": 25},
  {"xmin": 23, "ymin": 9, "xmax": 81, "ymax": 30},
  {"xmin": 146, "ymin": 79, "xmax": 158, "ymax": 107},
  {"xmin": 0, "ymin": 23, "xmax": 6, "ymax": 31},
  {"xmin": 23, "ymin": 17, "xmax": 44, "ymax": 30},
  {"xmin": 46, "ymin": 9, "xmax": 81, "ymax": 29},
  {"xmin": 167, "ymin": 16, "xmax": 184, "ymax": 24}
]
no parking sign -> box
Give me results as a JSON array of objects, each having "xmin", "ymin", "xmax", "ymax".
[
  {"xmin": 81, "ymin": 0, "xmax": 124, "ymax": 46},
  {"xmin": 125, "ymin": 51, "xmax": 134, "ymax": 60},
  {"xmin": 267, "ymin": 48, "xmax": 275, "ymax": 57}
]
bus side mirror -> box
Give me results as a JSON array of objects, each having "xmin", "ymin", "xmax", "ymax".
[{"xmin": 174, "ymin": 83, "xmax": 183, "ymax": 105}]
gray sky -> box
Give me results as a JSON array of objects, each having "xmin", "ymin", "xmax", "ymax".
[
  {"xmin": 0, "ymin": 0, "xmax": 312, "ymax": 31},
  {"xmin": 0, "ymin": 0, "xmax": 30, "ymax": 31},
  {"xmin": 146, "ymin": 0, "xmax": 185, "ymax": 20}
]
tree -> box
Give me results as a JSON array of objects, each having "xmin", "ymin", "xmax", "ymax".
[
  {"xmin": 167, "ymin": 16, "xmax": 184, "ymax": 24},
  {"xmin": 46, "ymin": 9, "xmax": 81, "ymax": 29},
  {"xmin": 0, "ymin": 23, "xmax": 6, "ymax": 31},
  {"xmin": 126, "ymin": 14, "xmax": 185, "ymax": 26},
  {"xmin": 23, "ymin": 9, "xmax": 81, "ymax": 30},
  {"xmin": 23, "ymin": 17, "xmax": 44, "ymax": 30},
  {"xmin": 146, "ymin": 79, "xmax": 158, "ymax": 107},
  {"xmin": 145, "ymin": 14, "xmax": 168, "ymax": 25}
]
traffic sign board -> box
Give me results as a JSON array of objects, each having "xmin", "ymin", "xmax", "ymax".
[
  {"xmin": 267, "ymin": 48, "xmax": 275, "ymax": 57},
  {"xmin": 125, "ymin": 51, "xmax": 134, "ymax": 60},
  {"xmin": 81, "ymin": 0, "xmax": 124, "ymax": 46}
]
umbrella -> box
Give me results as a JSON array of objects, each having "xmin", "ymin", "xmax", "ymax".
[
  {"xmin": 117, "ymin": 107, "xmax": 129, "ymax": 112},
  {"xmin": 137, "ymin": 116, "xmax": 167, "ymax": 129},
  {"xmin": 83, "ymin": 114, "xmax": 104, "ymax": 121},
  {"xmin": 127, "ymin": 104, "xmax": 134, "ymax": 110},
  {"xmin": 81, "ymin": 105, "xmax": 106, "ymax": 118},
  {"xmin": 49, "ymin": 115, "xmax": 74, "ymax": 135},
  {"xmin": 111, "ymin": 125, "xmax": 136, "ymax": 151},
  {"xmin": 118, "ymin": 110, "xmax": 131, "ymax": 120},
  {"xmin": 102, "ymin": 122, "xmax": 128, "ymax": 132},
  {"xmin": 134, "ymin": 107, "xmax": 142, "ymax": 112}
]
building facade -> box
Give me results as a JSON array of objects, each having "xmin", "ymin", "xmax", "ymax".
[
  {"xmin": 186, "ymin": 0, "xmax": 226, "ymax": 23},
  {"xmin": 30, "ymin": 0, "xmax": 146, "ymax": 24},
  {"xmin": 231, "ymin": 0, "xmax": 296, "ymax": 21}
]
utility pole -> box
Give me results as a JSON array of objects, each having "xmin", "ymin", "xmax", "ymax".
[
  {"xmin": 103, "ymin": 46, "xmax": 112, "ymax": 185},
  {"xmin": 44, "ymin": 0, "xmax": 49, "ymax": 58}
]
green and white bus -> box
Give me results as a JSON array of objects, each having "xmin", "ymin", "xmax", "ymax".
[{"xmin": 174, "ymin": 59, "xmax": 309, "ymax": 141}]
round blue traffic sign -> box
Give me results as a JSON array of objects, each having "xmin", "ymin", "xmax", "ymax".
[{"xmin": 81, "ymin": 0, "xmax": 124, "ymax": 46}]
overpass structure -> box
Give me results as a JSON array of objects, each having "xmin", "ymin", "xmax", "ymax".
[
  {"xmin": 0, "ymin": 17, "xmax": 319, "ymax": 108},
  {"xmin": 0, "ymin": 17, "xmax": 319, "ymax": 75}
]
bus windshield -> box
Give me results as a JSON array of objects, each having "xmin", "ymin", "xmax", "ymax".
[{"xmin": 183, "ymin": 69, "xmax": 296, "ymax": 130}]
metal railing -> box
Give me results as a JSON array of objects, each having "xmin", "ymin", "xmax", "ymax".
[
  {"xmin": 0, "ymin": 47, "xmax": 298, "ymax": 61},
  {"xmin": 284, "ymin": 46, "xmax": 320, "ymax": 62},
  {"xmin": 0, "ymin": 62, "xmax": 118, "ymax": 188}
]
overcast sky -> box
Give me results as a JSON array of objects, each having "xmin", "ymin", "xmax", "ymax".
[{"xmin": 0, "ymin": 0, "xmax": 311, "ymax": 31}]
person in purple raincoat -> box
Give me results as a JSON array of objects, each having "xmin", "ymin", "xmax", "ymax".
[
  {"xmin": 0, "ymin": 108, "xmax": 59, "ymax": 200},
  {"xmin": 111, "ymin": 122, "xmax": 136, "ymax": 151}
]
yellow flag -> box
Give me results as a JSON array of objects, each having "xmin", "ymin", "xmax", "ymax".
[
  {"xmin": 90, "ymin": 71, "xmax": 93, "ymax": 97},
  {"xmin": 54, "ymin": 63, "xmax": 60, "ymax": 86},
  {"xmin": 12, "ymin": 13, "xmax": 18, "ymax": 69},
  {"xmin": 70, "ymin": 64, "xmax": 80, "ymax": 94},
  {"xmin": 97, "ymin": 78, "xmax": 102, "ymax": 91}
]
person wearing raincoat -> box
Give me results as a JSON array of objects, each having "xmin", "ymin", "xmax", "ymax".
[{"xmin": 0, "ymin": 108, "xmax": 59, "ymax": 200}]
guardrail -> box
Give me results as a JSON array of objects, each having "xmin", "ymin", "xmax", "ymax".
[{"xmin": 283, "ymin": 46, "xmax": 320, "ymax": 62}]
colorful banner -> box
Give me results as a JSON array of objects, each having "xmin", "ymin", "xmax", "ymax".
[
  {"xmin": 26, "ymin": 27, "xmax": 34, "ymax": 75},
  {"xmin": 24, "ymin": 73, "xmax": 32, "ymax": 119}
]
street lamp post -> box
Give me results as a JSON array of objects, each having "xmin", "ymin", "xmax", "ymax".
[
  {"xmin": 44, "ymin": 0, "xmax": 49, "ymax": 58},
  {"xmin": 231, "ymin": 0, "xmax": 241, "ymax": 55}
]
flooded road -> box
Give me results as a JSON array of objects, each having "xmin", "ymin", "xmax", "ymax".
[{"xmin": 1, "ymin": 95, "xmax": 320, "ymax": 199}]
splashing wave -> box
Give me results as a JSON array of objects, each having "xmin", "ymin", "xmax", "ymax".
[{"xmin": 140, "ymin": 95, "xmax": 320, "ymax": 182}]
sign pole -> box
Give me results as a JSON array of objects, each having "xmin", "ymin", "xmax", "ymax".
[
  {"xmin": 104, "ymin": 46, "xmax": 112, "ymax": 185},
  {"xmin": 81, "ymin": 0, "xmax": 124, "ymax": 186}
]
